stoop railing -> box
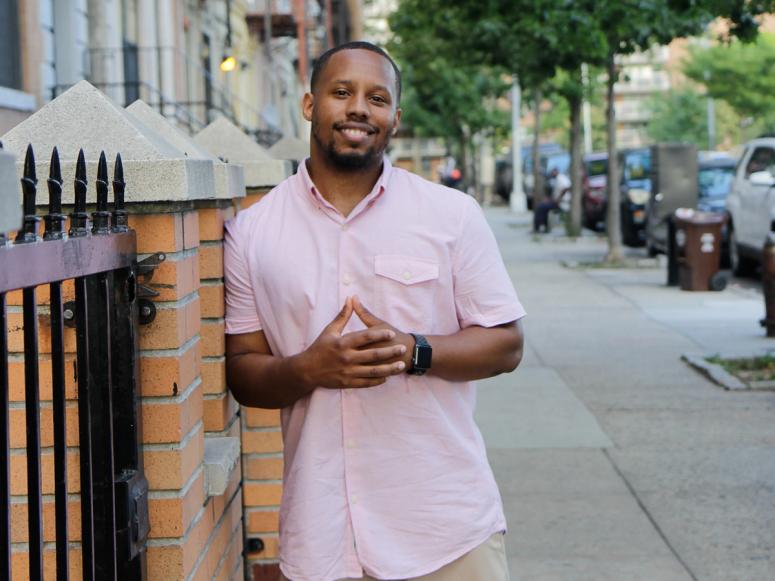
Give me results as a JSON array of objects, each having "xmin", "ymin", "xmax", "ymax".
[{"xmin": 0, "ymin": 145, "xmax": 149, "ymax": 579}]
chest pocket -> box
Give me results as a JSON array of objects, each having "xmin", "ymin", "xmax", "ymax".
[{"xmin": 373, "ymin": 255, "xmax": 439, "ymax": 332}]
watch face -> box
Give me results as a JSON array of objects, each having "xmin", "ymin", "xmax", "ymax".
[{"xmin": 414, "ymin": 345, "xmax": 432, "ymax": 369}]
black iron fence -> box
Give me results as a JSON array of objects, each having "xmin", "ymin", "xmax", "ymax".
[{"xmin": 0, "ymin": 144, "xmax": 149, "ymax": 579}]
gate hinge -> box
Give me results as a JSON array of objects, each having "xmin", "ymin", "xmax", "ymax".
[{"xmin": 135, "ymin": 252, "xmax": 166, "ymax": 325}]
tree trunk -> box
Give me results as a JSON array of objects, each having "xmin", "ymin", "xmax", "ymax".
[
  {"xmin": 468, "ymin": 136, "xmax": 480, "ymax": 202},
  {"xmin": 531, "ymin": 89, "xmax": 543, "ymax": 208},
  {"xmin": 458, "ymin": 133, "xmax": 468, "ymax": 191},
  {"xmin": 568, "ymin": 90, "xmax": 583, "ymax": 237},
  {"xmin": 605, "ymin": 52, "xmax": 624, "ymax": 263}
]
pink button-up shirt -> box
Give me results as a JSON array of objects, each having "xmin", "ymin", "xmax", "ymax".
[{"xmin": 224, "ymin": 158, "xmax": 525, "ymax": 581}]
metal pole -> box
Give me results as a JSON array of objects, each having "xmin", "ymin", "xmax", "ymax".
[
  {"xmin": 510, "ymin": 76, "xmax": 526, "ymax": 213},
  {"xmin": 582, "ymin": 63, "xmax": 593, "ymax": 155},
  {"xmin": 707, "ymin": 96, "xmax": 716, "ymax": 151}
]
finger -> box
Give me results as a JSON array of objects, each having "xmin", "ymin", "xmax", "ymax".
[
  {"xmin": 348, "ymin": 361, "xmax": 406, "ymax": 378},
  {"xmin": 350, "ymin": 344, "xmax": 407, "ymax": 364},
  {"xmin": 343, "ymin": 377, "xmax": 388, "ymax": 389},
  {"xmin": 329, "ymin": 296, "xmax": 354, "ymax": 334},
  {"xmin": 352, "ymin": 295, "xmax": 384, "ymax": 328},
  {"xmin": 341, "ymin": 327, "xmax": 396, "ymax": 349}
]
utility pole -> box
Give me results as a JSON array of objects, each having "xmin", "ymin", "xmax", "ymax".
[
  {"xmin": 704, "ymin": 70, "xmax": 715, "ymax": 151},
  {"xmin": 581, "ymin": 63, "xmax": 593, "ymax": 155},
  {"xmin": 510, "ymin": 76, "xmax": 526, "ymax": 213}
]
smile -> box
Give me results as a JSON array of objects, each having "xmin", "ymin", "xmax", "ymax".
[{"xmin": 341, "ymin": 128, "xmax": 369, "ymax": 139}]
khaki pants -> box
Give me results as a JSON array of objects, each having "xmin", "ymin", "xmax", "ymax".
[{"xmin": 280, "ymin": 532, "xmax": 510, "ymax": 581}]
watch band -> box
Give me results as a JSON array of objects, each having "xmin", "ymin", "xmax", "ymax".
[{"xmin": 408, "ymin": 333, "xmax": 432, "ymax": 376}]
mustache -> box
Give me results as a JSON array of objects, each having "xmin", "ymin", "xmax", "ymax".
[{"xmin": 332, "ymin": 121, "xmax": 379, "ymax": 134}]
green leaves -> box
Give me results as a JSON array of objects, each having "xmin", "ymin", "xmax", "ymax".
[{"xmin": 684, "ymin": 32, "xmax": 775, "ymax": 131}]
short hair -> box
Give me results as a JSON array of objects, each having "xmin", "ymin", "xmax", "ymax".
[{"xmin": 310, "ymin": 41, "xmax": 402, "ymax": 102}]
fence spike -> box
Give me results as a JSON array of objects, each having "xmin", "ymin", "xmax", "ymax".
[
  {"xmin": 44, "ymin": 147, "xmax": 65, "ymax": 240},
  {"xmin": 96, "ymin": 151, "xmax": 108, "ymax": 211},
  {"xmin": 92, "ymin": 151, "xmax": 111, "ymax": 234},
  {"xmin": 16, "ymin": 144, "xmax": 40, "ymax": 243},
  {"xmin": 69, "ymin": 149, "xmax": 89, "ymax": 237},
  {"xmin": 22, "ymin": 143, "xmax": 37, "ymax": 212},
  {"xmin": 111, "ymin": 153, "xmax": 128, "ymax": 233}
]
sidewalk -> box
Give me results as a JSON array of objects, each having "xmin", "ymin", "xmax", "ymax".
[{"xmin": 476, "ymin": 207, "xmax": 775, "ymax": 581}]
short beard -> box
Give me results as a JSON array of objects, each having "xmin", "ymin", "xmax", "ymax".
[{"xmin": 312, "ymin": 122, "xmax": 389, "ymax": 172}]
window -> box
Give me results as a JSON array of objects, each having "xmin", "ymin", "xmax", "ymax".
[
  {"xmin": 0, "ymin": 0, "xmax": 21, "ymax": 90},
  {"xmin": 745, "ymin": 147, "xmax": 775, "ymax": 178}
]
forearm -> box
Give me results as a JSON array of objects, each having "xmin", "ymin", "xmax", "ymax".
[
  {"xmin": 226, "ymin": 351, "xmax": 313, "ymax": 409},
  {"xmin": 425, "ymin": 321, "xmax": 524, "ymax": 382}
]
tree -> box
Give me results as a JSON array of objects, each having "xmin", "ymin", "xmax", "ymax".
[
  {"xmin": 388, "ymin": 2, "xmax": 511, "ymax": 190},
  {"xmin": 388, "ymin": 0, "xmax": 775, "ymax": 261},
  {"xmin": 684, "ymin": 32, "xmax": 775, "ymax": 134},
  {"xmin": 645, "ymin": 88, "xmax": 742, "ymax": 149}
]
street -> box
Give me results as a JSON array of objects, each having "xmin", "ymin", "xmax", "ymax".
[{"xmin": 476, "ymin": 207, "xmax": 775, "ymax": 581}]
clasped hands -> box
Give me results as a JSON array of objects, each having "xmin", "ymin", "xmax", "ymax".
[{"xmin": 297, "ymin": 296, "xmax": 415, "ymax": 389}]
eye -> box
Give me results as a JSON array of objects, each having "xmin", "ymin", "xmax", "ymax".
[
  {"xmin": 370, "ymin": 95, "xmax": 388, "ymax": 104},
  {"xmin": 334, "ymin": 89, "xmax": 349, "ymax": 97}
]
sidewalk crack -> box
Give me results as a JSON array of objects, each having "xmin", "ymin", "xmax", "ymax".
[{"xmin": 602, "ymin": 448, "xmax": 699, "ymax": 581}]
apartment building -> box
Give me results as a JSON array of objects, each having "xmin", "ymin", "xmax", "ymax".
[{"xmin": 0, "ymin": 0, "xmax": 364, "ymax": 142}]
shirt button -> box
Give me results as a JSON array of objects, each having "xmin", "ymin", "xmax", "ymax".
[
  {"xmin": 403, "ymin": 271, "xmax": 411, "ymax": 280},
  {"xmin": 341, "ymin": 223, "xmax": 348, "ymax": 231},
  {"xmin": 346, "ymin": 439, "xmax": 355, "ymax": 449},
  {"xmin": 343, "ymin": 275, "xmax": 351, "ymax": 285},
  {"xmin": 351, "ymin": 495, "xmax": 358, "ymax": 504}
]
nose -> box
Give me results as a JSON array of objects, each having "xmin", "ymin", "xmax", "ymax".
[{"xmin": 346, "ymin": 92, "xmax": 369, "ymax": 119}]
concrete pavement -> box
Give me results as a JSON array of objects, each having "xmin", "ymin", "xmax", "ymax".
[{"xmin": 475, "ymin": 207, "xmax": 775, "ymax": 581}]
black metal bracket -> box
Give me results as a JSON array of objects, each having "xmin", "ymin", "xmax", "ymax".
[{"xmin": 135, "ymin": 252, "xmax": 166, "ymax": 325}]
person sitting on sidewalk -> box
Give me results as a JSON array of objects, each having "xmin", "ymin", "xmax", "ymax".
[
  {"xmin": 533, "ymin": 167, "xmax": 570, "ymax": 233},
  {"xmin": 224, "ymin": 41, "xmax": 526, "ymax": 581}
]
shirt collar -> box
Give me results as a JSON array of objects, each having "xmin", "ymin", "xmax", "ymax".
[{"xmin": 297, "ymin": 156, "xmax": 393, "ymax": 218}]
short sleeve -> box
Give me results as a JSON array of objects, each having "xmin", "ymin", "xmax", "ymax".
[
  {"xmin": 224, "ymin": 215, "xmax": 263, "ymax": 334},
  {"xmin": 453, "ymin": 197, "xmax": 526, "ymax": 328}
]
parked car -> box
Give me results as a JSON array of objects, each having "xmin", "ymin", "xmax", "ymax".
[
  {"xmin": 698, "ymin": 154, "xmax": 737, "ymax": 268},
  {"xmin": 697, "ymin": 153, "xmax": 737, "ymax": 214},
  {"xmin": 582, "ymin": 152, "xmax": 608, "ymax": 231},
  {"xmin": 726, "ymin": 137, "xmax": 775, "ymax": 275},
  {"xmin": 619, "ymin": 148, "xmax": 651, "ymax": 247},
  {"xmin": 495, "ymin": 143, "xmax": 563, "ymax": 209}
]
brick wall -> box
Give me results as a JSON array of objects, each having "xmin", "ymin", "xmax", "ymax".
[
  {"xmin": 5, "ymin": 202, "xmax": 247, "ymax": 580},
  {"xmin": 231, "ymin": 188, "xmax": 284, "ymax": 579},
  {"xmin": 130, "ymin": 204, "xmax": 245, "ymax": 580},
  {"xmin": 6, "ymin": 185, "xmax": 286, "ymax": 580}
]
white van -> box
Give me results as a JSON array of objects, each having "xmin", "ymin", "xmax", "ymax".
[{"xmin": 726, "ymin": 137, "xmax": 775, "ymax": 275}]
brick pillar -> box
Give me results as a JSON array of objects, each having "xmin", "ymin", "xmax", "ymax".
[
  {"xmin": 129, "ymin": 204, "xmax": 243, "ymax": 580},
  {"xmin": 228, "ymin": 188, "xmax": 284, "ymax": 580}
]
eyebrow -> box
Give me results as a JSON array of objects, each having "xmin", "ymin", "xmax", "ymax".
[{"xmin": 332, "ymin": 79, "xmax": 392, "ymax": 96}]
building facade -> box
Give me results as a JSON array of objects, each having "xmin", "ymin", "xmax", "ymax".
[{"xmin": 0, "ymin": 0, "xmax": 364, "ymax": 142}]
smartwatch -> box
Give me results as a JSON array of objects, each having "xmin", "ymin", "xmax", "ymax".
[{"xmin": 408, "ymin": 333, "xmax": 432, "ymax": 375}]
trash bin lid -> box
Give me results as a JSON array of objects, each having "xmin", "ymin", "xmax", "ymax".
[{"xmin": 674, "ymin": 207, "xmax": 726, "ymax": 225}]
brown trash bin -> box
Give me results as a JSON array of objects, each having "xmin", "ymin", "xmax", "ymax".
[{"xmin": 673, "ymin": 208, "xmax": 728, "ymax": 291}]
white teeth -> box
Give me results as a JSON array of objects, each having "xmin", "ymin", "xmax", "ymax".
[{"xmin": 342, "ymin": 128, "xmax": 367, "ymax": 137}]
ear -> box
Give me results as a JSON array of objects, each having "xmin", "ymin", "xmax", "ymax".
[
  {"xmin": 391, "ymin": 108, "xmax": 402, "ymax": 136},
  {"xmin": 302, "ymin": 92, "xmax": 314, "ymax": 122}
]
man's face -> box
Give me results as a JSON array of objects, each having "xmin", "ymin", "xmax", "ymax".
[{"xmin": 303, "ymin": 49, "xmax": 401, "ymax": 171}]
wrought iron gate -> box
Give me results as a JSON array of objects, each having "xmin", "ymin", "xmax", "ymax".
[{"xmin": 0, "ymin": 144, "xmax": 149, "ymax": 580}]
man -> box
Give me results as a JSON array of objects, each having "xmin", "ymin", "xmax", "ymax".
[
  {"xmin": 224, "ymin": 41, "xmax": 525, "ymax": 581},
  {"xmin": 533, "ymin": 167, "xmax": 570, "ymax": 233}
]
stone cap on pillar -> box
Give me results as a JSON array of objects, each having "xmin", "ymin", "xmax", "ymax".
[
  {"xmin": 0, "ymin": 146, "xmax": 22, "ymax": 235},
  {"xmin": 193, "ymin": 117, "xmax": 292, "ymax": 189},
  {"xmin": 126, "ymin": 100, "xmax": 246, "ymax": 200},
  {"xmin": 268, "ymin": 135, "xmax": 309, "ymax": 162},
  {"xmin": 0, "ymin": 81, "xmax": 216, "ymax": 204}
]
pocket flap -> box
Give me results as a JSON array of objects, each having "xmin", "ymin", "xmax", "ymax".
[{"xmin": 374, "ymin": 255, "xmax": 439, "ymax": 285}]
